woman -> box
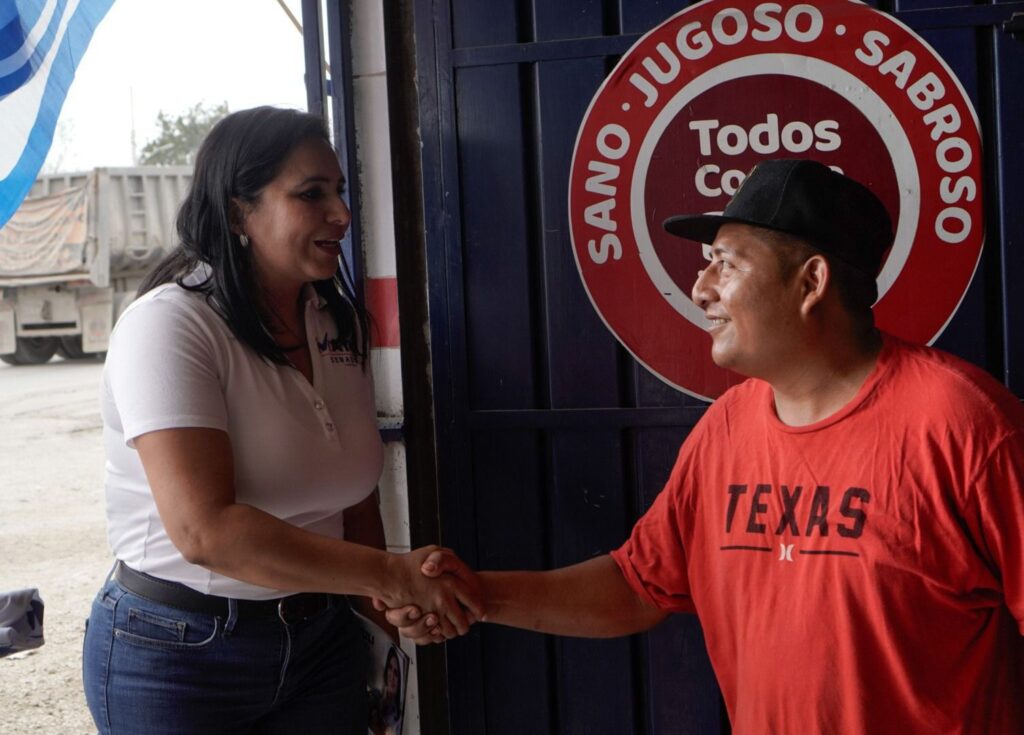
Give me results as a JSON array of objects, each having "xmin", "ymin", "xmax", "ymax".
[{"xmin": 82, "ymin": 106, "xmax": 479, "ymax": 734}]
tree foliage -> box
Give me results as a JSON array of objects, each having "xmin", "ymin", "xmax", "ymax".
[{"xmin": 138, "ymin": 101, "xmax": 228, "ymax": 166}]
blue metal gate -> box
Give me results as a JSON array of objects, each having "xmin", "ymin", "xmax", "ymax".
[{"xmin": 406, "ymin": 1, "xmax": 1024, "ymax": 732}]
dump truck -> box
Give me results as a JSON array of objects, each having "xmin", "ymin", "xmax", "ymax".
[{"xmin": 0, "ymin": 166, "xmax": 191, "ymax": 364}]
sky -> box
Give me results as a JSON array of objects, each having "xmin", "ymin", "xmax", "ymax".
[{"xmin": 43, "ymin": 0, "xmax": 309, "ymax": 172}]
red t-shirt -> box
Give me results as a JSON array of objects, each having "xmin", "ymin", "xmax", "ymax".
[{"xmin": 612, "ymin": 335, "xmax": 1024, "ymax": 734}]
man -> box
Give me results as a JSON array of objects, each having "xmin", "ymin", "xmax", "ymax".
[{"xmin": 384, "ymin": 159, "xmax": 1024, "ymax": 732}]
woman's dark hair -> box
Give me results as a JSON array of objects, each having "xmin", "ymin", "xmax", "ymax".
[{"xmin": 138, "ymin": 106, "xmax": 369, "ymax": 367}]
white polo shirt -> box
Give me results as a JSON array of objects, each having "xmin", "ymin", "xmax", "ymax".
[{"xmin": 101, "ymin": 280, "xmax": 384, "ymax": 599}]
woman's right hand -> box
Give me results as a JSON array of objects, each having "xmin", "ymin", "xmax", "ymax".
[{"xmin": 380, "ymin": 546, "xmax": 483, "ymax": 640}]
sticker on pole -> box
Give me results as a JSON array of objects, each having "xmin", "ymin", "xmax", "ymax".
[{"xmin": 568, "ymin": 0, "xmax": 983, "ymax": 400}]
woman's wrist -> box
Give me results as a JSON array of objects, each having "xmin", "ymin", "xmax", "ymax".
[{"xmin": 377, "ymin": 549, "xmax": 409, "ymax": 607}]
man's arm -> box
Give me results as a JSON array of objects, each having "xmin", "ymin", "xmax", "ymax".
[
  {"xmin": 482, "ymin": 554, "xmax": 667, "ymax": 636},
  {"xmin": 384, "ymin": 552, "xmax": 667, "ymax": 643}
]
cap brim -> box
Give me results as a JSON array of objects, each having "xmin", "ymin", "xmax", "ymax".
[{"xmin": 662, "ymin": 214, "xmax": 736, "ymax": 244}]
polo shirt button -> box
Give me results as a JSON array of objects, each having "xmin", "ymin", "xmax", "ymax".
[
  {"xmin": 325, "ymin": 421, "xmax": 335, "ymax": 432},
  {"xmin": 314, "ymin": 399, "xmax": 325, "ymax": 410}
]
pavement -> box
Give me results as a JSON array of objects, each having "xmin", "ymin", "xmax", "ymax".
[{"xmin": 0, "ymin": 358, "xmax": 108, "ymax": 734}]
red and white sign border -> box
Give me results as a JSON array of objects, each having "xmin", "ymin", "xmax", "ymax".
[{"xmin": 568, "ymin": 0, "xmax": 984, "ymax": 401}]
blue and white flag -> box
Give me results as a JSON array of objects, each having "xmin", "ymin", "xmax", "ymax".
[{"xmin": 0, "ymin": 0, "xmax": 115, "ymax": 228}]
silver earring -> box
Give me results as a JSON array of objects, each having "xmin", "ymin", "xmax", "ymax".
[{"xmin": 239, "ymin": 234, "xmax": 249, "ymax": 248}]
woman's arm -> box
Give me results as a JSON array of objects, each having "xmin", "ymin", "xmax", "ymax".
[
  {"xmin": 134, "ymin": 426, "xmax": 481, "ymax": 636},
  {"xmin": 343, "ymin": 489, "xmax": 400, "ymax": 641}
]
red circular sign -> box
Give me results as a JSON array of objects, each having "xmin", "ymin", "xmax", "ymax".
[{"xmin": 569, "ymin": 0, "xmax": 984, "ymax": 400}]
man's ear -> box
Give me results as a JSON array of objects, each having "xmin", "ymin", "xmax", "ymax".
[{"xmin": 798, "ymin": 255, "xmax": 830, "ymax": 316}]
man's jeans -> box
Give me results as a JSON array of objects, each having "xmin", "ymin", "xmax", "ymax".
[{"xmin": 82, "ymin": 577, "xmax": 368, "ymax": 734}]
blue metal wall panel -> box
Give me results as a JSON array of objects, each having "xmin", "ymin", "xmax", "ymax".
[
  {"xmin": 635, "ymin": 427, "xmax": 721, "ymax": 734},
  {"xmin": 621, "ymin": 1, "xmax": 687, "ymax": 33},
  {"xmin": 549, "ymin": 430, "xmax": 637, "ymax": 734},
  {"xmin": 456, "ymin": 64, "xmax": 538, "ymax": 410},
  {"xmin": 537, "ymin": 53, "xmax": 651, "ymax": 733},
  {"xmin": 890, "ymin": 3, "xmax": 1024, "ymax": 391},
  {"xmin": 413, "ymin": 5, "xmax": 490, "ymax": 731},
  {"xmin": 535, "ymin": 59, "xmax": 622, "ymax": 407},
  {"xmin": 478, "ymin": 626, "xmax": 553, "ymax": 732},
  {"xmin": 451, "ymin": 0, "xmax": 519, "ymax": 47},
  {"xmin": 915, "ymin": 27, "xmax": 991, "ymax": 370},
  {"xmin": 993, "ymin": 11, "xmax": 1024, "ymax": 394},
  {"xmin": 473, "ymin": 432, "xmax": 548, "ymax": 570},
  {"xmin": 636, "ymin": 361, "xmax": 709, "ymax": 408},
  {"xmin": 553, "ymin": 636, "xmax": 638, "ymax": 734},
  {"xmin": 534, "ymin": 0, "xmax": 605, "ymax": 41},
  {"xmin": 471, "ymin": 431, "xmax": 552, "ymax": 732}
]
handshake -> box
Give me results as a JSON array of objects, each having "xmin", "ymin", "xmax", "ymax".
[
  {"xmin": 370, "ymin": 545, "xmax": 658, "ymax": 643},
  {"xmin": 373, "ymin": 546, "xmax": 485, "ymax": 645}
]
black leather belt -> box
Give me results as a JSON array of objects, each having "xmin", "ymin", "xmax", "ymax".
[{"xmin": 113, "ymin": 561, "xmax": 338, "ymax": 624}]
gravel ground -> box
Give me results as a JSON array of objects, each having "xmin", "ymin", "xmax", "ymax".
[{"xmin": 0, "ymin": 359, "xmax": 109, "ymax": 735}]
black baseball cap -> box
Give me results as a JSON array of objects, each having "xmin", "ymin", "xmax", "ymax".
[{"xmin": 662, "ymin": 159, "xmax": 893, "ymax": 277}]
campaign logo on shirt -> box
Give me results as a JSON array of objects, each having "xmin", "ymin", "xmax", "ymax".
[{"xmin": 316, "ymin": 332, "xmax": 358, "ymax": 366}]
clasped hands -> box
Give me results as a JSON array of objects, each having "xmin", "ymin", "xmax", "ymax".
[{"xmin": 376, "ymin": 547, "xmax": 478, "ymax": 645}]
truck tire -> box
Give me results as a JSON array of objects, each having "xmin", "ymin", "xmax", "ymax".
[
  {"xmin": 8, "ymin": 336, "xmax": 59, "ymax": 365},
  {"xmin": 57, "ymin": 335, "xmax": 87, "ymax": 359},
  {"xmin": 57, "ymin": 336, "xmax": 105, "ymax": 361}
]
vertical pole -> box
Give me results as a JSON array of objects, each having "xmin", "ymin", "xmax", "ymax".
[
  {"xmin": 300, "ymin": 0, "xmax": 327, "ymax": 122},
  {"xmin": 324, "ymin": 0, "xmax": 364, "ymax": 305}
]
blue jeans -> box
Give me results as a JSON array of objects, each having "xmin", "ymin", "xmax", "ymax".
[{"xmin": 82, "ymin": 576, "xmax": 369, "ymax": 734}]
